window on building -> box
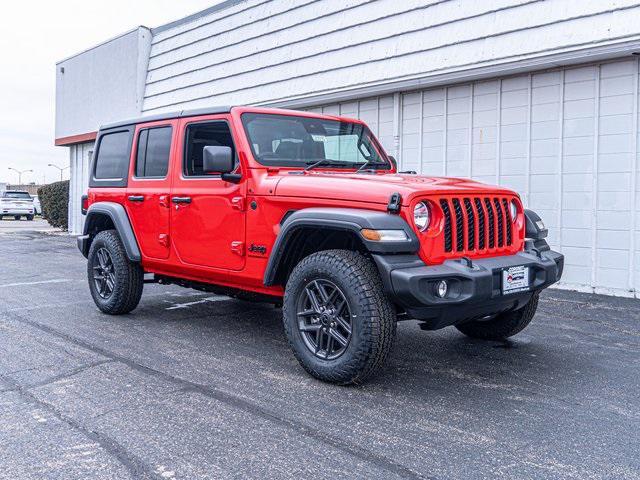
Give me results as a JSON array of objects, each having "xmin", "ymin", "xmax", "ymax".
[
  {"xmin": 183, "ymin": 121, "xmax": 236, "ymax": 176},
  {"xmin": 135, "ymin": 127, "xmax": 172, "ymax": 178},
  {"xmin": 94, "ymin": 130, "xmax": 132, "ymax": 180}
]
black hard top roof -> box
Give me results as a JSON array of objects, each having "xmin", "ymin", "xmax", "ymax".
[{"xmin": 101, "ymin": 106, "xmax": 233, "ymax": 130}]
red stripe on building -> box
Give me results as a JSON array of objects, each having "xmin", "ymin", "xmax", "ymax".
[{"xmin": 55, "ymin": 131, "xmax": 97, "ymax": 146}]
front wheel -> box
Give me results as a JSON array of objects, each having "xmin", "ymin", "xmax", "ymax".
[
  {"xmin": 87, "ymin": 229, "xmax": 143, "ymax": 315},
  {"xmin": 283, "ymin": 250, "xmax": 396, "ymax": 385},
  {"xmin": 455, "ymin": 292, "xmax": 540, "ymax": 340},
  {"xmin": 26, "ymin": 214, "xmax": 34, "ymax": 221}
]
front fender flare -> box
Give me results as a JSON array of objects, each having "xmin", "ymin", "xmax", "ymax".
[
  {"xmin": 263, "ymin": 208, "xmax": 419, "ymax": 286},
  {"xmin": 81, "ymin": 202, "xmax": 141, "ymax": 262}
]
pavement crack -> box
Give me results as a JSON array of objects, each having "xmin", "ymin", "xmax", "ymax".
[
  {"xmin": 0, "ymin": 373, "xmax": 163, "ymax": 480},
  {"xmin": 25, "ymin": 360, "xmax": 115, "ymax": 390},
  {"xmin": 10, "ymin": 312, "xmax": 430, "ymax": 480}
]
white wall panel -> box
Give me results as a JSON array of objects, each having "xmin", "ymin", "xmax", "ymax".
[
  {"xmin": 399, "ymin": 58, "xmax": 640, "ymax": 297},
  {"xmin": 56, "ymin": 28, "xmax": 151, "ymax": 139},
  {"xmin": 142, "ymin": 0, "xmax": 640, "ymax": 114},
  {"xmin": 68, "ymin": 142, "xmax": 94, "ymax": 235}
]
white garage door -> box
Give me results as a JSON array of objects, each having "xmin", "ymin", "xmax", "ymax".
[
  {"xmin": 305, "ymin": 58, "xmax": 640, "ymax": 297},
  {"xmin": 398, "ymin": 58, "xmax": 639, "ymax": 297}
]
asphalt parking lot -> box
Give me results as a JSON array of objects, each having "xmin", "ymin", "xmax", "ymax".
[
  {"xmin": 0, "ymin": 232, "xmax": 638, "ymax": 480},
  {"xmin": 0, "ymin": 217, "xmax": 56, "ymax": 234}
]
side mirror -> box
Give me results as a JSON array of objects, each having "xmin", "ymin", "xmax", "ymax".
[
  {"xmin": 202, "ymin": 145, "xmax": 241, "ymax": 183},
  {"xmin": 388, "ymin": 155, "xmax": 398, "ymax": 171},
  {"xmin": 203, "ymin": 145, "xmax": 234, "ymax": 174}
]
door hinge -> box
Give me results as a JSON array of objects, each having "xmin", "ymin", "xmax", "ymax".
[
  {"xmin": 231, "ymin": 241, "xmax": 244, "ymax": 256},
  {"xmin": 231, "ymin": 196, "xmax": 245, "ymax": 211},
  {"xmin": 158, "ymin": 233, "xmax": 170, "ymax": 247}
]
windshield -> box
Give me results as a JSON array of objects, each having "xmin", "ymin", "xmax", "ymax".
[
  {"xmin": 3, "ymin": 192, "xmax": 31, "ymax": 199},
  {"xmin": 241, "ymin": 113, "xmax": 390, "ymax": 169}
]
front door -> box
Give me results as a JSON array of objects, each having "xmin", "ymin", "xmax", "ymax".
[
  {"xmin": 170, "ymin": 117, "xmax": 246, "ymax": 271},
  {"xmin": 125, "ymin": 121, "xmax": 175, "ymax": 260}
]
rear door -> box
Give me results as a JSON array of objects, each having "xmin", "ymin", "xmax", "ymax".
[
  {"xmin": 125, "ymin": 120, "xmax": 176, "ymax": 260},
  {"xmin": 170, "ymin": 115, "xmax": 246, "ymax": 271}
]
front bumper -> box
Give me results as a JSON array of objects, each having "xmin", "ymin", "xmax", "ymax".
[{"xmin": 373, "ymin": 243, "xmax": 563, "ymax": 329}]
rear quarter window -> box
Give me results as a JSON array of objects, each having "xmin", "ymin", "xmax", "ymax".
[{"xmin": 90, "ymin": 128, "xmax": 133, "ymax": 187}]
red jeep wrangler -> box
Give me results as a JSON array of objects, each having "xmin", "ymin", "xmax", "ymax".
[{"xmin": 78, "ymin": 106, "xmax": 563, "ymax": 384}]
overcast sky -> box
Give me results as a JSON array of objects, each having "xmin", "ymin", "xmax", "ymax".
[{"xmin": 0, "ymin": 0, "xmax": 220, "ymax": 185}]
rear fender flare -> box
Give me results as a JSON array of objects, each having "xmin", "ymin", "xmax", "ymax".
[{"xmin": 82, "ymin": 202, "xmax": 141, "ymax": 262}]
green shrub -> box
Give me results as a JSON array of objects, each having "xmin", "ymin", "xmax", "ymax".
[{"xmin": 38, "ymin": 180, "xmax": 69, "ymax": 230}]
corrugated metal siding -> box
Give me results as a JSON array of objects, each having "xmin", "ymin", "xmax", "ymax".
[
  {"xmin": 68, "ymin": 142, "xmax": 94, "ymax": 235},
  {"xmin": 395, "ymin": 58, "xmax": 640, "ymax": 297},
  {"xmin": 142, "ymin": 0, "xmax": 640, "ymax": 114}
]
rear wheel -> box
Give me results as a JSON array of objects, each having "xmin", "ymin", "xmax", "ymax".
[
  {"xmin": 26, "ymin": 214, "xmax": 34, "ymax": 221},
  {"xmin": 455, "ymin": 292, "xmax": 539, "ymax": 340},
  {"xmin": 87, "ymin": 229, "xmax": 143, "ymax": 315},
  {"xmin": 14, "ymin": 215, "xmax": 20, "ymax": 220},
  {"xmin": 283, "ymin": 250, "xmax": 396, "ymax": 385}
]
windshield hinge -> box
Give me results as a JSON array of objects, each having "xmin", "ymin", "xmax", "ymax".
[{"xmin": 387, "ymin": 192, "xmax": 402, "ymax": 214}]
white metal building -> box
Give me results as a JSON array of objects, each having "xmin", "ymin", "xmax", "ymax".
[{"xmin": 55, "ymin": 0, "xmax": 640, "ymax": 298}]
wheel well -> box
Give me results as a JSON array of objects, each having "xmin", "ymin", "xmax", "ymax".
[
  {"xmin": 271, "ymin": 227, "xmax": 367, "ymax": 286},
  {"xmin": 85, "ymin": 213, "xmax": 115, "ymax": 248}
]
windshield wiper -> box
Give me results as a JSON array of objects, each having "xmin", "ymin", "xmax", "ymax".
[
  {"xmin": 304, "ymin": 159, "xmax": 352, "ymax": 171},
  {"xmin": 356, "ymin": 160, "xmax": 387, "ymax": 173}
]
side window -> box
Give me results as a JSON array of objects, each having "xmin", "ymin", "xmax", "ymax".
[
  {"xmin": 94, "ymin": 130, "xmax": 132, "ymax": 182},
  {"xmin": 184, "ymin": 121, "xmax": 236, "ymax": 177},
  {"xmin": 135, "ymin": 126, "xmax": 172, "ymax": 178}
]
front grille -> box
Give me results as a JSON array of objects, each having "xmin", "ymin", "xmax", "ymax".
[{"xmin": 440, "ymin": 196, "xmax": 515, "ymax": 254}]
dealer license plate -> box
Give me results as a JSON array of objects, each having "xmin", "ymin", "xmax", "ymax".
[{"xmin": 502, "ymin": 265, "xmax": 529, "ymax": 294}]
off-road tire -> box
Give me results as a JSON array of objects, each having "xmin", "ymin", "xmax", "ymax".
[
  {"xmin": 455, "ymin": 292, "xmax": 539, "ymax": 340},
  {"xmin": 87, "ymin": 229, "xmax": 143, "ymax": 315},
  {"xmin": 26, "ymin": 214, "xmax": 34, "ymax": 221},
  {"xmin": 283, "ymin": 249, "xmax": 396, "ymax": 385}
]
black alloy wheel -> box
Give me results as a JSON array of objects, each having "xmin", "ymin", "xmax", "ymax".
[
  {"xmin": 92, "ymin": 247, "xmax": 116, "ymax": 299},
  {"xmin": 296, "ymin": 279, "xmax": 352, "ymax": 360},
  {"xmin": 283, "ymin": 249, "xmax": 396, "ymax": 385}
]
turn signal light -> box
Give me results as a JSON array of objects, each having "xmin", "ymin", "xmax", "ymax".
[{"xmin": 361, "ymin": 229, "xmax": 409, "ymax": 242}]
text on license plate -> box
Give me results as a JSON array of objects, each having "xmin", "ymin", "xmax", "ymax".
[{"xmin": 502, "ymin": 265, "xmax": 529, "ymax": 294}]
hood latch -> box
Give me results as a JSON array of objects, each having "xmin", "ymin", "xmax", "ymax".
[{"xmin": 387, "ymin": 192, "xmax": 402, "ymax": 214}]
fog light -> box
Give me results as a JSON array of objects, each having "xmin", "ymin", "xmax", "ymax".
[{"xmin": 435, "ymin": 280, "xmax": 448, "ymax": 298}]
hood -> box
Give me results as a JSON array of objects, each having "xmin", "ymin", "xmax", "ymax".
[{"xmin": 274, "ymin": 172, "xmax": 517, "ymax": 205}]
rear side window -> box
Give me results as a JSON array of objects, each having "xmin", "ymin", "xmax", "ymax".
[
  {"xmin": 135, "ymin": 127, "xmax": 172, "ymax": 178},
  {"xmin": 92, "ymin": 129, "xmax": 132, "ymax": 187}
]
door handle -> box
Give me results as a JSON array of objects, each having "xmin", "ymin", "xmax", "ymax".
[
  {"xmin": 171, "ymin": 197, "xmax": 192, "ymax": 204},
  {"xmin": 128, "ymin": 195, "xmax": 144, "ymax": 202}
]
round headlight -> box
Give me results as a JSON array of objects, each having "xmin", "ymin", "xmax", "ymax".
[
  {"xmin": 414, "ymin": 202, "xmax": 430, "ymax": 232},
  {"xmin": 509, "ymin": 200, "xmax": 518, "ymax": 221}
]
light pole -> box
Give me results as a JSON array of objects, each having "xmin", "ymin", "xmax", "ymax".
[
  {"xmin": 7, "ymin": 167, "xmax": 33, "ymax": 185},
  {"xmin": 47, "ymin": 163, "xmax": 69, "ymax": 181}
]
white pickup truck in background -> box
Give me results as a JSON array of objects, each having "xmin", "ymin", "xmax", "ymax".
[{"xmin": 0, "ymin": 191, "xmax": 34, "ymax": 221}]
